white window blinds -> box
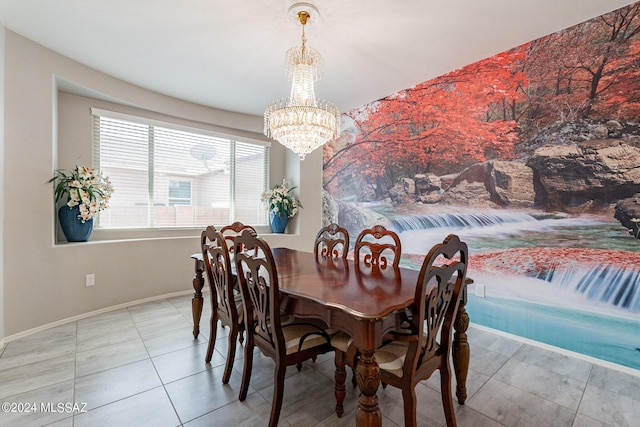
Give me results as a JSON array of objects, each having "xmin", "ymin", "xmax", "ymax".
[{"xmin": 91, "ymin": 109, "xmax": 269, "ymax": 229}]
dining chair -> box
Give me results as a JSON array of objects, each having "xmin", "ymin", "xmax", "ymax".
[
  {"xmin": 354, "ymin": 224, "xmax": 402, "ymax": 269},
  {"xmin": 314, "ymin": 223, "xmax": 350, "ymax": 260},
  {"xmin": 220, "ymin": 221, "xmax": 256, "ymax": 252},
  {"xmin": 234, "ymin": 229, "xmax": 335, "ymax": 427},
  {"xmin": 201, "ymin": 226, "xmax": 245, "ymax": 383},
  {"xmin": 332, "ymin": 224, "xmax": 403, "ymax": 394},
  {"xmin": 334, "ymin": 234, "xmax": 468, "ymax": 426}
]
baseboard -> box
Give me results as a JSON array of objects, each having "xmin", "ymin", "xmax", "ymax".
[{"xmin": 3, "ymin": 289, "xmax": 195, "ymax": 343}]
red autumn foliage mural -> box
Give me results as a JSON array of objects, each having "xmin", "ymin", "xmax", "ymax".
[{"xmin": 324, "ymin": 3, "xmax": 640, "ymax": 198}]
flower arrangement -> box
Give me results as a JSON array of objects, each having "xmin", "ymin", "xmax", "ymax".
[
  {"xmin": 49, "ymin": 165, "xmax": 114, "ymax": 222},
  {"xmin": 261, "ymin": 179, "xmax": 302, "ymax": 218}
]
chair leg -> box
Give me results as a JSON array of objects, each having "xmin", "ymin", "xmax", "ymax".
[
  {"xmin": 402, "ymin": 386, "xmax": 418, "ymax": 427},
  {"xmin": 334, "ymin": 350, "xmax": 347, "ymax": 417},
  {"xmin": 238, "ymin": 329, "xmax": 245, "ymax": 345},
  {"xmin": 269, "ymin": 362, "xmax": 287, "ymax": 427},
  {"xmin": 238, "ymin": 339, "xmax": 253, "ymax": 401},
  {"xmin": 205, "ymin": 313, "xmax": 218, "ymax": 363},
  {"xmin": 346, "ymin": 346, "xmax": 358, "ymax": 388},
  {"xmin": 440, "ymin": 366, "xmax": 457, "ymax": 427},
  {"xmin": 222, "ymin": 326, "xmax": 238, "ymax": 384}
]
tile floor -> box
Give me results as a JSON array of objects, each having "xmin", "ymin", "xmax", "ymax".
[{"xmin": 0, "ymin": 292, "xmax": 639, "ymax": 427}]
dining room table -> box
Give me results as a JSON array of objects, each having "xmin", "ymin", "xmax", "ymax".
[{"xmin": 190, "ymin": 247, "xmax": 471, "ymax": 427}]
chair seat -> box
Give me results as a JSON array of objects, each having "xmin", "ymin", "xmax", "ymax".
[
  {"xmin": 331, "ymin": 331, "xmax": 353, "ymax": 353},
  {"xmin": 333, "ymin": 330, "xmax": 440, "ymax": 379},
  {"xmin": 376, "ymin": 335, "xmax": 442, "ymax": 379},
  {"xmin": 281, "ymin": 321, "xmax": 333, "ymax": 355},
  {"xmin": 375, "ymin": 341, "xmax": 409, "ymax": 378}
]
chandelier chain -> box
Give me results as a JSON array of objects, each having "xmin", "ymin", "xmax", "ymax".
[{"xmin": 299, "ymin": 11, "xmax": 308, "ymax": 59}]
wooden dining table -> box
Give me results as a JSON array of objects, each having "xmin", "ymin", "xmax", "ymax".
[{"xmin": 190, "ymin": 248, "xmax": 471, "ymax": 427}]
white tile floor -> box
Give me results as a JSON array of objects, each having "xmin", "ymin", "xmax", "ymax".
[{"xmin": 0, "ymin": 293, "xmax": 639, "ymax": 427}]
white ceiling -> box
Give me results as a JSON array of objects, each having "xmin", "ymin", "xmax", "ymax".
[{"xmin": 0, "ymin": 0, "xmax": 634, "ymax": 117}]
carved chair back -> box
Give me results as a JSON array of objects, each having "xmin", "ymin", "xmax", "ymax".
[
  {"xmin": 314, "ymin": 223, "xmax": 350, "ymax": 261},
  {"xmin": 354, "ymin": 224, "xmax": 402, "ymax": 269},
  {"xmin": 233, "ymin": 229, "xmax": 285, "ymax": 357},
  {"xmin": 201, "ymin": 226, "xmax": 237, "ymax": 323},
  {"xmin": 220, "ymin": 221, "xmax": 256, "ymax": 252},
  {"xmin": 410, "ymin": 234, "xmax": 467, "ymax": 369}
]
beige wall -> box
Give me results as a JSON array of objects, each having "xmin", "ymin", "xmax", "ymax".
[
  {"xmin": 0, "ymin": 23, "xmax": 5, "ymax": 345},
  {"xmin": 1, "ymin": 30, "xmax": 323, "ymax": 339}
]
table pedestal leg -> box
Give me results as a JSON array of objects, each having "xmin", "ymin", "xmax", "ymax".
[
  {"xmin": 355, "ymin": 349, "xmax": 381, "ymax": 427},
  {"xmin": 192, "ymin": 259, "xmax": 204, "ymax": 339},
  {"xmin": 453, "ymin": 302, "xmax": 470, "ymax": 404}
]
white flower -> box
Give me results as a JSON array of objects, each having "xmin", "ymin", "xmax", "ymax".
[
  {"xmin": 80, "ymin": 190, "xmax": 90, "ymax": 205},
  {"xmin": 78, "ymin": 167, "xmax": 92, "ymax": 180}
]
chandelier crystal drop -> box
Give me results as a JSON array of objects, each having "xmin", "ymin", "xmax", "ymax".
[{"xmin": 264, "ymin": 7, "xmax": 340, "ymax": 160}]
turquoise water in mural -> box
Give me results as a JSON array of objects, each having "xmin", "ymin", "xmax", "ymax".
[
  {"xmin": 465, "ymin": 295, "xmax": 640, "ymax": 370},
  {"xmin": 375, "ymin": 207, "xmax": 640, "ymax": 371}
]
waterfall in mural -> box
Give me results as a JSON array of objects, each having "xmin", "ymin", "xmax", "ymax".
[
  {"xmin": 391, "ymin": 211, "xmax": 538, "ymax": 232},
  {"xmin": 388, "ymin": 210, "xmax": 640, "ymax": 313},
  {"xmin": 536, "ymin": 265, "xmax": 640, "ymax": 312}
]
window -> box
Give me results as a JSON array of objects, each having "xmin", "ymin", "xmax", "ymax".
[
  {"xmin": 91, "ymin": 109, "xmax": 269, "ymax": 229},
  {"xmin": 168, "ymin": 180, "xmax": 192, "ymax": 206}
]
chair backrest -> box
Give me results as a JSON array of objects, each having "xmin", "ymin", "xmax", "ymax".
[
  {"xmin": 314, "ymin": 223, "xmax": 350, "ymax": 260},
  {"xmin": 201, "ymin": 226, "xmax": 238, "ymax": 321},
  {"xmin": 220, "ymin": 221, "xmax": 256, "ymax": 252},
  {"xmin": 354, "ymin": 224, "xmax": 402, "ymax": 269},
  {"xmin": 234, "ymin": 229, "xmax": 285, "ymax": 356},
  {"xmin": 410, "ymin": 234, "xmax": 468, "ymax": 369}
]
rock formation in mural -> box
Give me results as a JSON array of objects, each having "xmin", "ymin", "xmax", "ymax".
[
  {"xmin": 323, "ymin": 3, "xmax": 640, "ymax": 370},
  {"xmin": 615, "ymin": 193, "xmax": 640, "ymax": 237}
]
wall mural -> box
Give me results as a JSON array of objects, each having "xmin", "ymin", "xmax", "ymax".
[{"xmin": 322, "ymin": 2, "xmax": 640, "ymax": 370}]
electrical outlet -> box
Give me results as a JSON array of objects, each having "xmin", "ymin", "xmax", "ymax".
[
  {"xmin": 476, "ymin": 284, "xmax": 486, "ymax": 298},
  {"xmin": 85, "ymin": 274, "xmax": 95, "ymax": 287}
]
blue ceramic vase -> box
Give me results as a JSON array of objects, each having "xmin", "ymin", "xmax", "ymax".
[
  {"xmin": 58, "ymin": 205, "xmax": 94, "ymax": 242},
  {"xmin": 269, "ymin": 210, "xmax": 289, "ymax": 233}
]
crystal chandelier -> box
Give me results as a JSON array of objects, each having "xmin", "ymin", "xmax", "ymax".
[{"xmin": 264, "ymin": 4, "xmax": 340, "ymax": 160}]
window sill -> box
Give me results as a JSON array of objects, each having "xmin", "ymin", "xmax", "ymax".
[{"xmin": 54, "ymin": 225, "xmax": 297, "ymax": 245}]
